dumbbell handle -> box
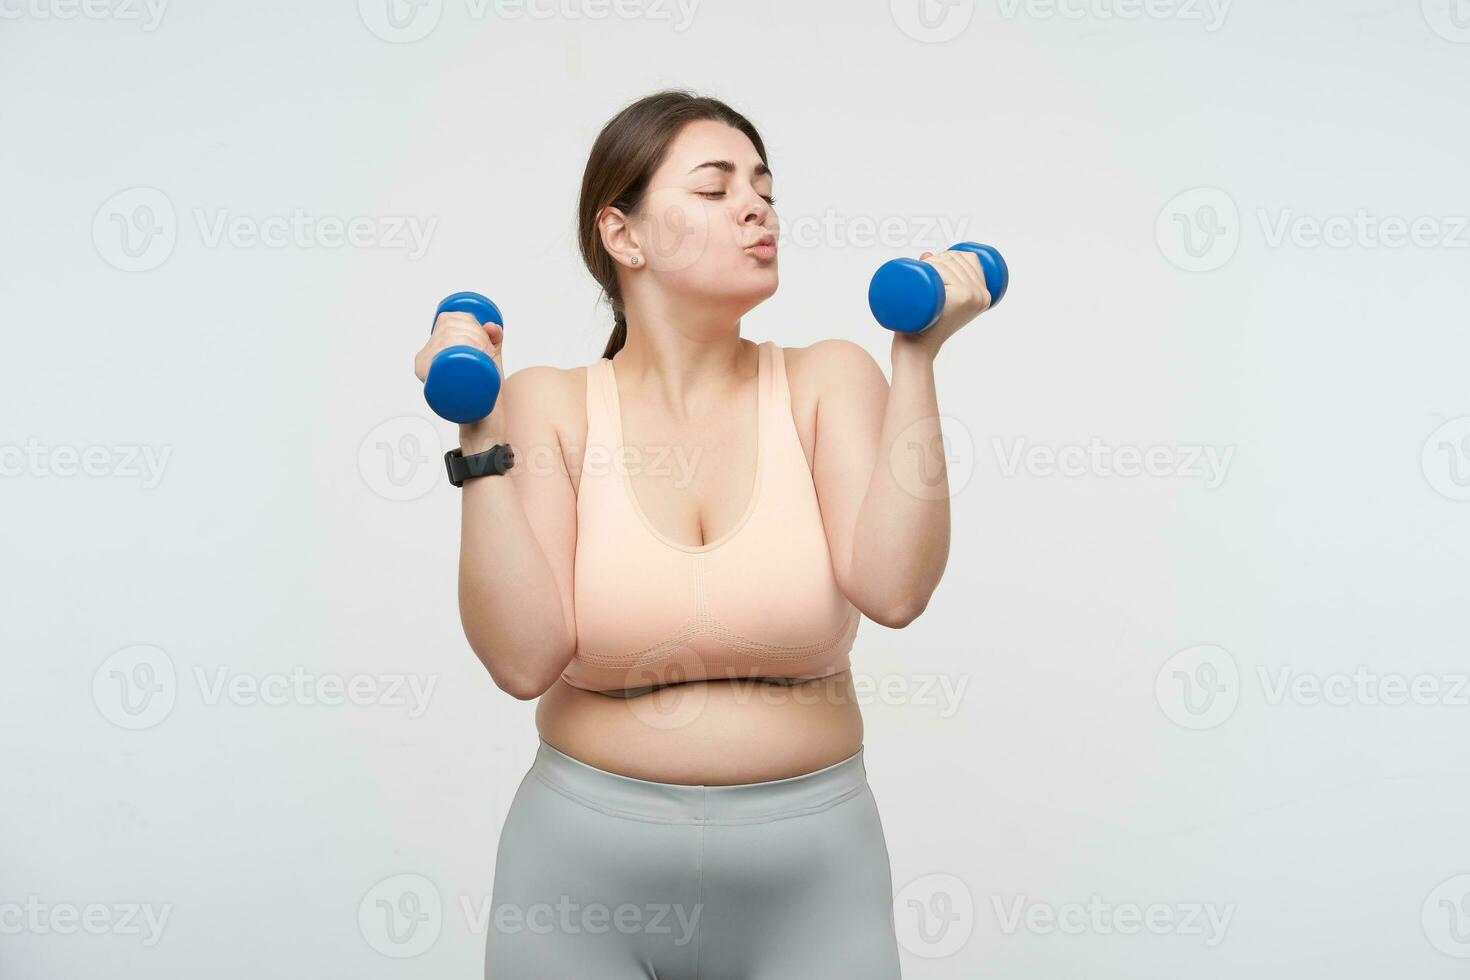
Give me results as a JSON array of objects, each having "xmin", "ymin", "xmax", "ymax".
[
  {"xmin": 423, "ymin": 291, "xmax": 503, "ymax": 424},
  {"xmin": 868, "ymin": 242, "xmax": 1008, "ymax": 334}
]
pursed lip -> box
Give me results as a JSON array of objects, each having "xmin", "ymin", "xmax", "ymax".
[{"xmin": 745, "ymin": 234, "xmax": 776, "ymax": 250}]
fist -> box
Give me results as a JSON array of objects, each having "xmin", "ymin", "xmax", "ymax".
[
  {"xmin": 915, "ymin": 248, "xmax": 992, "ymax": 345},
  {"xmin": 413, "ymin": 310, "xmax": 504, "ymax": 386}
]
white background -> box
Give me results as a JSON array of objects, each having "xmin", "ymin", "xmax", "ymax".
[{"xmin": 3, "ymin": 0, "xmax": 1469, "ymax": 976}]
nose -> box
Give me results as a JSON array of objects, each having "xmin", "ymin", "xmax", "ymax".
[{"xmin": 735, "ymin": 185, "xmax": 773, "ymax": 225}]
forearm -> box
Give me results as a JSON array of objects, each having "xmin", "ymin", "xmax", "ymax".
[
  {"xmin": 847, "ymin": 342, "xmax": 951, "ymax": 624},
  {"xmin": 456, "ymin": 422, "xmax": 574, "ymax": 698}
]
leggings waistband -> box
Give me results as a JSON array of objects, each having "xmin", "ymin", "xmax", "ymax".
[{"xmin": 530, "ymin": 738, "xmax": 869, "ymax": 825}]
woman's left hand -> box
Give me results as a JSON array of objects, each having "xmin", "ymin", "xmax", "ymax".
[{"xmin": 891, "ymin": 248, "xmax": 992, "ymax": 359}]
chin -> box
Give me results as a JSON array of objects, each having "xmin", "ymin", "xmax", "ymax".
[
  {"xmin": 734, "ymin": 272, "xmax": 779, "ymax": 310},
  {"xmin": 687, "ymin": 264, "xmax": 778, "ymax": 312},
  {"xmin": 739, "ymin": 259, "xmax": 779, "ymax": 291}
]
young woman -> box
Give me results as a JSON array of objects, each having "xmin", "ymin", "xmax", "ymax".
[{"xmin": 414, "ymin": 90, "xmax": 992, "ymax": 979}]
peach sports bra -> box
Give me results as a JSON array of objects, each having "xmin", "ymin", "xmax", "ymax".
[{"xmin": 562, "ymin": 340, "xmax": 860, "ymax": 697}]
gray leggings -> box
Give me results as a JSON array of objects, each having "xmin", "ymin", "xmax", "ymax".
[{"xmin": 484, "ymin": 738, "xmax": 902, "ymax": 979}]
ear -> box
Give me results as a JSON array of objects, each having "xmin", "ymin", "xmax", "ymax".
[{"xmin": 598, "ymin": 205, "xmax": 641, "ymax": 269}]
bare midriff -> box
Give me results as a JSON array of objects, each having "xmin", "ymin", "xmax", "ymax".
[{"xmin": 534, "ymin": 670, "xmax": 863, "ymax": 786}]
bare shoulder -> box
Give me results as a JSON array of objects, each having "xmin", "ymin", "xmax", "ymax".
[
  {"xmin": 502, "ymin": 362, "xmax": 592, "ymax": 466},
  {"xmin": 781, "ymin": 339, "xmax": 888, "ymax": 406},
  {"xmin": 503, "ymin": 362, "xmax": 584, "ymax": 418}
]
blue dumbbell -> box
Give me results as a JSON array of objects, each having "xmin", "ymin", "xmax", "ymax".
[
  {"xmin": 423, "ymin": 291, "xmax": 503, "ymax": 424},
  {"xmin": 868, "ymin": 242, "xmax": 1009, "ymax": 334}
]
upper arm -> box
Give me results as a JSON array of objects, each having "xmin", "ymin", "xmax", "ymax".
[
  {"xmin": 501, "ymin": 364, "xmax": 580, "ymax": 645},
  {"xmin": 805, "ymin": 338, "xmax": 889, "ymax": 595}
]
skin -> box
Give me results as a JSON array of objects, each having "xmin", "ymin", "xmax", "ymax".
[{"xmin": 413, "ymin": 119, "xmax": 992, "ymax": 785}]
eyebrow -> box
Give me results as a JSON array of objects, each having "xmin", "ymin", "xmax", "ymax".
[{"xmin": 686, "ymin": 159, "xmax": 772, "ymax": 178}]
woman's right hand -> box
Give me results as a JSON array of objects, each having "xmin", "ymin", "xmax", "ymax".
[{"xmin": 414, "ymin": 309, "xmax": 508, "ymax": 446}]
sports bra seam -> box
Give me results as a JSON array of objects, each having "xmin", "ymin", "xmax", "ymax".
[
  {"xmin": 581, "ymin": 670, "xmax": 848, "ymax": 698},
  {"xmin": 573, "ymin": 605, "xmax": 857, "ymax": 666}
]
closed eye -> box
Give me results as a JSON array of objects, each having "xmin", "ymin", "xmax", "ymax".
[{"xmin": 699, "ymin": 191, "xmax": 777, "ymax": 205}]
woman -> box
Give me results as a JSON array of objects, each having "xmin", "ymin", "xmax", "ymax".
[{"xmin": 414, "ymin": 90, "xmax": 992, "ymax": 979}]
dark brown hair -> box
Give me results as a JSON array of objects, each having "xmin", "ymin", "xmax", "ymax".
[{"xmin": 577, "ymin": 90, "xmax": 769, "ymax": 360}]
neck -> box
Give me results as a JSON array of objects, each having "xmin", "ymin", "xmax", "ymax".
[{"xmin": 614, "ymin": 295, "xmax": 755, "ymax": 422}]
